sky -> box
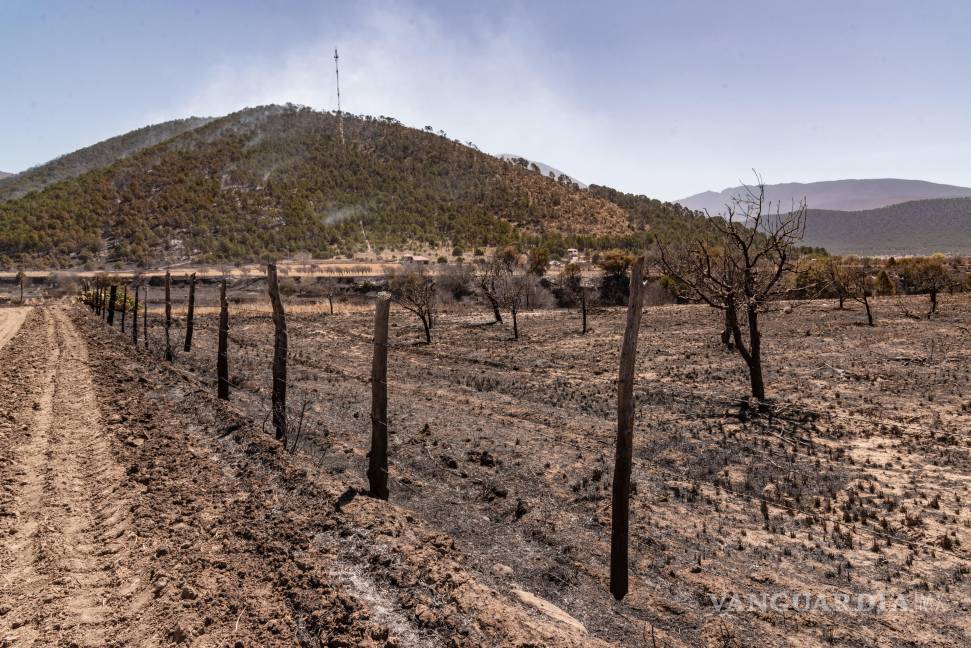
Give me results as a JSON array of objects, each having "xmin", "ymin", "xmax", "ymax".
[{"xmin": 1, "ymin": 0, "xmax": 970, "ymax": 200}]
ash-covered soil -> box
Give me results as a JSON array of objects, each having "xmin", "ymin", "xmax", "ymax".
[
  {"xmin": 141, "ymin": 290, "xmax": 971, "ymax": 647},
  {"xmin": 1, "ymin": 305, "xmax": 600, "ymax": 647}
]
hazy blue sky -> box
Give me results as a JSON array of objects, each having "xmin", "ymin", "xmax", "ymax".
[{"xmin": 2, "ymin": 0, "xmax": 969, "ymax": 199}]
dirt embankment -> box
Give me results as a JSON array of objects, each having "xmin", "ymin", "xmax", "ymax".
[{"xmin": 0, "ymin": 305, "xmax": 606, "ymax": 647}]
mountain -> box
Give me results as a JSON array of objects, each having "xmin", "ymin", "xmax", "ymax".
[
  {"xmin": 0, "ymin": 116, "xmax": 212, "ymax": 201},
  {"xmin": 0, "ymin": 104, "xmax": 703, "ymax": 268},
  {"xmin": 678, "ymin": 179, "xmax": 971, "ymax": 214},
  {"xmin": 0, "ymin": 172, "xmax": 13, "ymax": 180},
  {"xmin": 497, "ymin": 154, "xmax": 586, "ymax": 188},
  {"xmin": 801, "ymin": 197, "xmax": 971, "ymax": 256}
]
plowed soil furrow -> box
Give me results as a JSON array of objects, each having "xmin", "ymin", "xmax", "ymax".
[{"xmin": 1, "ymin": 308, "xmax": 131, "ymax": 646}]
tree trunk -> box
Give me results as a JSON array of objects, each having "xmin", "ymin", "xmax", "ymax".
[
  {"xmin": 720, "ymin": 307, "xmax": 733, "ymax": 347},
  {"xmin": 368, "ymin": 295, "xmax": 391, "ymax": 500},
  {"xmin": 132, "ymin": 284, "xmax": 139, "ymax": 345},
  {"xmin": 217, "ymin": 279, "xmax": 230, "ymax": 400},
  {"xmin": 487, "ymin": 293, "xmax": 503, "ymax": 323},
  {"xmin": 863, "ymin": 293, "xmax": 874, "ymax": 326},
  {"xmin": 107, "ymin": 285, "xmax": 117, "ymax": 327},
  {"xmin": 183, "ymin": 273, "xmax": 196, "ymax": 352},
  {"xmin": 746, "ymin": 306, "xmax": 766, "ymax": 402},
  {"xmin": 164, "ymin": 271, "xmax": 173, "ymax": 361},
  {"xmin": 421, "ymin": 314, "xmax": 432, "ymax": 344},
  {"xmin": 120, "ymin": 286, "xmax": 127, "ymax": 333},
  {"xmin": 611, "ymin": 254, "xmax": 646, "ymax": 601},
  {"xmin": 328, "ymin": 295, "xmax": 334, "ymax": 315},
  {"xmin": 267, "ymin": 264, "xmax": 288, "ymax": 442},
  {"xmin": 838, "ymin": 295, "xmax": 845, "ymax": 309},
  {"xmin": 511, "ymin": 306, "xmax": 519, "ymax": 339},
  {"xmin": 928, "ymin": 290, "xmax": 937, "ymax": 318}
]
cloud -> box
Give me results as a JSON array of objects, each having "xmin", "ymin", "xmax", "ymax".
[{"xmin": 171, "ymin": 5, "xmax": 604, "ymax": 183}]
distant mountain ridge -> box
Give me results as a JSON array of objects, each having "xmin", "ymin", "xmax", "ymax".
[
  {"xmin": 0, "ymin": 172, "xmax": 13, "ymax": 179},
  {"xmin": 801, "ymin": 197, "xmax": 971, "ymax": 256},
  {"xmin": 678, "ymin": 178, "xmax": 971, "ymax": 214}
]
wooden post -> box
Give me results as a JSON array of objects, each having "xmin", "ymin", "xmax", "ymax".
[
  {"xmin": 96, "ymin": 286, "xmax": 103, "ymax": 316},
  {"xmin": 143, "ymin": 285, "xmax": 149, "ymax": 350},
  {"xmin": 610, "ymin": 254, "xmax": 646, "ymax": 601},
  {"xmin": 581, "ymin": 286, "xmax": 588, "ymax": 334},
  {"xmin": 120, "ymin": 286, "xmax": 128, "ymax": 333},
  {"xmin": 368, "ymin": 295, "xmax": 391, "ymax": 499},
  {"xmin": 164, "ymin": 271, "xmax": 173, "ymax": 361},
  {"xmin": 217, "ymin": 279, "xmax": 230, "ymax": 400},
  {"xmin": 107, "ymin": 284, "xmax": 117, "ymax": 326},
  {"xmin": 183, "ymin": 273, "xmax": 196, "ymax": 352},
  {"xmin": 131, "ymin": 284, "xmax": 139, "ymax": 344},
  {"xmin": 267, "ymin": 264, "xmax": 288, "ymax": 442}
]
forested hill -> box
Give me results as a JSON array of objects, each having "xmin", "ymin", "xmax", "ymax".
[
  {"xmin": 0, "ymin": 172, "xmax": 13, "ymax": 180},
  {"xmin": 0, "ymin": 104, "xmax": 703, "ymax": 268},
  {"xmin": 802, "ymin": 197, "xmax": 971, "ymax": 256},
  {"xmin": 0, "ymin": 117, "xmax": 212, "ymax": 201}
]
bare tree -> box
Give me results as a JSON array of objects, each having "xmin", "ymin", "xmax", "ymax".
[
  {"xmin": 387, "ymin": 267, "xmax": 436, "ymax": 343},
  {"xmin": 475, "ymin": 261, "xmax": 505, "ymax": 323},
  {"xmin": 658, "ymin": 177, "xmax": 806, "ymax": 403},
  {"xmin": 318, "ymin": 277, "xmax": 342, "ymax": 315},
  {"xmin": 844, "ymin": 261, "xmax": 876, "ymax": 326}
]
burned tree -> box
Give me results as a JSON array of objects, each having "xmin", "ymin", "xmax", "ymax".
[
  {"xmin": 386, "ymin": 267, "xmax": 436, "ymax": 343},
  {"xmin": 217, "ymin": 278, "xmax": 230, "ymax": 400},
  {"xmin": 658, "ymin": 178, "xmax": 806, "ymax": 403},
  {"xmin": 184, "ymin": 272, "xmax": 196, "ymax": 352},
  {"xmin": 845, "ymin": 261, "xmax": 876, "ymax": 326},
  {"xmin": 267, "ymin": 264, "xmax": 288, "ymax": 442},
  {"xmin": 611, "ymin": 254, "xmax": 646, "ymax": 600},
  {"xmin": 475, "ymin": 259, "xmax": 505, "ymax": 323},
  {"xmin": 367, "ymin": 294, "xmax": 392, "ymax": 499}
]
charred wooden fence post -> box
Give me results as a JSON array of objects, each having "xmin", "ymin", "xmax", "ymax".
[
  {"xmin": 217, "ymin": 279, "xmax": 230, "ymax": 400},
  {"xmin": 131, "ymin": 284, "xmax": 139, "ymax": 344},
  {"xmin": 581, "ymin": 286, "xmax": 588, "ymax": 334},
  {"xmin": 610, "ymin": 254, "xmax": 646, "ymax": 601},
  {"xmin": 107, "ymin": 284, "xmax": 117, "ymax": 327},
  {"xmin": 267, "ymin": 264, "xmax": 288, "ymax": 442},
  {"xmin": 120, "ymin": 286, "xmax": 128, "ymax": 333},
  {"xmin": 143, "ymin": 285, "xmax": 149, "ymax": 350},
  {"xmin": 164, "ymin": 271, "xmax": 173, "ymax": 361},
  {"xmin": 367, "ymin": 294, "xmax": 391, "ymax": 500},
  {"xmin": 95, "ymin": 286, "xmax": 102, "ymax": 316},
  {"xmin": 183, "ymin": 272, "xmax": 196, "ymax": 352}
]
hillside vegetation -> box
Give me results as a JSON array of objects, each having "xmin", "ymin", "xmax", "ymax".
[
  {"xmin": 0, "ymin": 117, "xmax": 211, "ymax": 201},
  {"xmin": 802, "ymin": 197, "xmax": 971, "ymax": 255},
  {"xmin": 0, "ymin": 105, "xmax": 709, "ymax": 268}
]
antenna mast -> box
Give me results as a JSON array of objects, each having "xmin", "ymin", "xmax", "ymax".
[{"xmin": 334, "ymin": 48, "xmax": 345, "ymax": 146}]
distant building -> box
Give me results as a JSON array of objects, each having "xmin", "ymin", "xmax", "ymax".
[{"xmin": 401, "ymin": 254, "xmax": 431, "ymax": 265}]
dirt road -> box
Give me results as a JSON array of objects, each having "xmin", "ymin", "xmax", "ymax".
[
  {"xmin": 0, "ymin": 307, "xmax": 29, "ymax": 349},
  {"xmin": 0, "ymin": 306, "xmax": 601, "ymax": 647}
]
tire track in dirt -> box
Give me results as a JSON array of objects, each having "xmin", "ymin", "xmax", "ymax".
[{"xmin": 0, "ymin": 307, "xmax": 131, "ymax": 647}]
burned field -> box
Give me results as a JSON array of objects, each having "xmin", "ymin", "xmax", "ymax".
[{"xmin": 137, "ymin": 285, "xmax": 971, "ymax": 648}]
